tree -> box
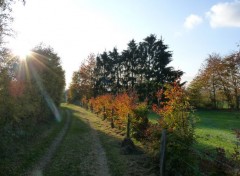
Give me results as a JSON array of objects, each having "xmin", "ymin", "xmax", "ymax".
[
  {"xmin": 153, "ymin": 81, "xmax": 195, "ymax": 175},
  {"xmin": 0, "ymin": 0, "xmax": 26, "ymax": 126},
  {"xmin": 68, "ymin": 54, "xmax": 96, "ymax": 102},
  {"xmin": 78, "ymin": 54, "xmax": 96, "ymax": 99},
  {"xmin": 94, "ymin": 52, "xmax": 111, "ymax": 95},
  {"xmin": 0, "ymin": 50, "xmax": 16, "ymax": 125},
  {"xmin": 0, "ymin": 0, "xmax": 25, "ymax": 9},
  {"xmin": 31, "ymin": 45, "xmax": 65, "ymax": 106},
  {"xmin": 140, "ymin": 34, "xmax": 182, "ymax": 102},
  {"xmin": 222, "ymin": 53, "xmax": 240, "ymax": 109},
  {"xmin": 108, "ymin": 47, "xmax": 122, "ymax": 94},
  {"xmin": 188, "ymin": 51, "xmax": 240, "ymax": 109},
  {"xmin": 71, "ymin": 34, "xmax": 183, "ymax": 103},
  {"xmin": 0, "ymin": 43, "xmax": 65, "ymax": 130}
]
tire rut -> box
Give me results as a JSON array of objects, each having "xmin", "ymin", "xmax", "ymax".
[
  {"xmin": 27, "ymin": 110, "xmax": 71, "ymax": 176},
  {"xmin": 81, "ymin": 116, "xmax": 111, "ymax": 176}
]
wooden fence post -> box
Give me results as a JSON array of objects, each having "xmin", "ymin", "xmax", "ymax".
[
  {"xmin": 127, "ymin": 113, "xmax": 130, "ymax": 138},
  {"xmin": 103, "ymin": 106, "xmax": 106, "ymax": 120},
  {"xmin": 160, "ymin": 129, "xmax": 167, "ymax": 176},
  {"xmin": 111, "ymin": 108, "xmax": 114, "ymax": 128},
  {"xmin": 90, "ymin": 103, "xmax": 92, "ymax": 112}
]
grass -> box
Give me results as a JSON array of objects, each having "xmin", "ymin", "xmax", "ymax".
[
  {"xmin": 44, "ymin": 106, "xmax": 93, "ymax": 175},
  {"xmin": 0, "ymin": 107, "xmax": 67, "ymax": 176},
  {"xmin": 147, "ymin": 109, "xmax": 240, "ymax": 156},
  {"xmin": 194, "ymin": 110, "xmax": 240, "ymax": 155},
  {"xmin": 147, "ymin": 111, "xmax": 160, "ymax": 123}
]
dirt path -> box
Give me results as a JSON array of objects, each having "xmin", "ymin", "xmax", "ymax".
[
  {"xmin": 84, "ymin": 111, "xmax": 156, "ymax": 176},
  {"xmin": 27, "ymin": 110, "xmax": 71, "ymax": 176},
  {"xmin": 27, "ymin": 104, "xmax": 154, "ymax": 176},
  {"xmin": 28, "ymin": 105, "xmax": 111, "ymax": 176},
  {"xmin": 78, "ymin": 107, "xmax": 155, "ymax": 176},
  {"xmin": 80, "ymin": 115, "xmax": 111, "ymax": 176}
]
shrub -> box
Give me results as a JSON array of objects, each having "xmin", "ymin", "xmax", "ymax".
[
  {"xmin": 114, "ymin": 93, "xmax": 135, "ymax": 129},
  {"xmin": 153, "ymin": 80, "xmax": 196, "ymax": 175},
  {"xmin": 132, "ymin": 102, "xmax": 149, "ymax": 141}
]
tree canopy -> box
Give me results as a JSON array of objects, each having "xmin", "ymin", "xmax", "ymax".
[
  {"xmin": 0, "ymin": 44, "xmax": 65, "ymax": 130},
  {"xmin": 68, "ymin": 34, "xmax": 183, "ymax": 103},
  {"xmin": 188, "ymin": 52, "xmax": 240, "ymax": 109}
]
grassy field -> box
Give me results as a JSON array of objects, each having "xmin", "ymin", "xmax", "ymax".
[
  {"xmin": 148, "ymin": 110, "xmax": 240, "ymax": 155},
  {"xmin": 194, "ymin": 110, "xmax": 240, "ymax": 155}
]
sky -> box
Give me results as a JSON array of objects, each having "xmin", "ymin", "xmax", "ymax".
[{"xmin": 6, "ymin": 0, "xmax": 240, "ymax": 88}]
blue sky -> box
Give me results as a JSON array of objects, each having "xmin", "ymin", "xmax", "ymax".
[{"xmin": 7, "ymin": 0, "xmax": 240, "ymax": 87}]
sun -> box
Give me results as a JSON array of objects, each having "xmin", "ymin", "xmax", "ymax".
[
  {"xmin": 14, "ymin": 45, "xmax": 31, "ymax": 60},
  {"xmin": 11, "ymin": 40, "xmax": 32, "ymax": 60},
  {"xmin": 12, "ymin": 46, "xmax": 31, "ymax": 60}
]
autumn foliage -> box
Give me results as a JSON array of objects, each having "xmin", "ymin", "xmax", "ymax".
[
  {"xmin": 85, "ymin": 93, "xmax": 132, "ymax": 129},
  {"xmin": 152, "ymin": 81, "xmax": 195, "ymax": 175},
  {"xmin": 81, "ymin": 81, "xmax": 195, "ymax": 175}
]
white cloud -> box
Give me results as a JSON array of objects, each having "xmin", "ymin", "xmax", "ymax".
[
  {"xmin": 206, "ymin": 1, "xmax": 240, "ymax": 28},
  {"xmin": 184, "ymin": 14, "xmax": 203, "ymax": 29}
]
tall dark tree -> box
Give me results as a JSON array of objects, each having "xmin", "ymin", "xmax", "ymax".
[
  {"xmin": 140, "ymin": 34, "xmax": 183, "ymax": 101},
  {"xmin": 72, "ymin": 34, "xmax": 183, "ymax": 103},
  {"xmin": 122, "ymin": 39, "xmax": 138, "ymax": 92},
  {"xmin": 109, "ymin": 47, "xmax": 122, "ymax": 94}
]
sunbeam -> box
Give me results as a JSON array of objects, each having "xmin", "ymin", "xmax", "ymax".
[
  {"xmin": 16, "ymin": 51, "xmax": 62, "ymax": 122},
  {"xmin": 28, "ymin": 57, "xmax": 62, "ymax": 122}
]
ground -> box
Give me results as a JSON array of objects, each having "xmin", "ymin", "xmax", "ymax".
[{"xmin": 26, "ymin": 104, "xmax": 156, "ymax": 176}]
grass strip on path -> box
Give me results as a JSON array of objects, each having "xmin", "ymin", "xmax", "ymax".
[{"xmin": 44, "ymin": 104, "xmax": 110, "ymax": 176}]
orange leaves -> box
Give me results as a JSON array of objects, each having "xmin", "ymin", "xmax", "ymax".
[
  {"xmin": 152, "ymin": 104, "xmax": 161, "ymax": 114},
  {"xmin": 114, "ymin": 93, "xmax": 134, "ymax": 121},
  {"xmin": 156, "ymin": 88, "xmax": 163, "ymax": 106},
  {"xmin": 152, "ymin": 80, "xmax": 191, "ymax": 130},
  {"xmin": 85, "ymin": 92, "xmax": 136, "ymax": 128}
]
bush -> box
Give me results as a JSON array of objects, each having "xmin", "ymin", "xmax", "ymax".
[
  {"xmin": 153, "ymin": 81, "xmax": 196, "ymax": 175},
  {"xmin": 132, "ymin": 102, "xmax": 149, "ymax": 141}
]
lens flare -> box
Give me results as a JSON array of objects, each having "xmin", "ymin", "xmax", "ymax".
[{"xmin": 10, "ymin": 40, "xmax": 32, "ymax": 61}]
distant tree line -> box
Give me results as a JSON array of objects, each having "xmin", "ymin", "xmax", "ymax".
[
  {"xmin": 188, "ymin": 52, "xmax": 240, "ymax": 109},
  {"xmin": 68, "ymin": 34, "xmax": 183, "ymax": 103}
]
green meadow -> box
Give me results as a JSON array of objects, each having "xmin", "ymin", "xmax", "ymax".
[{"xmin": 148, "ymin": 110, "xmax": 240, "ymax": 155}]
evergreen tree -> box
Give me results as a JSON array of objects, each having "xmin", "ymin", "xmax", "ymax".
[
  {"xmin": 109, "ymin": 47, "xmax": 122, "ymax": 94},
  {"xmin": 71, "ymin": 34, "xmax": 183, "ymax": 103}
]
